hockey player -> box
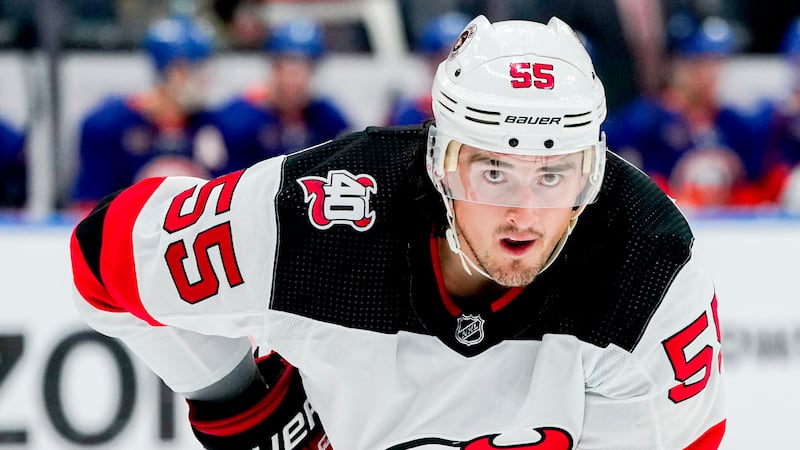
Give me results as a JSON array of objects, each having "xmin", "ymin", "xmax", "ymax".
[
  {"xmin": 70, "ymin": 16, "xmax": 725, "ymax": 449},
  {"xmin": 70, "ymin": 15, "xmax": 224, "ymax": 212},
  {"xmin": 603, "ymin": 14, "xmax": 763, "ymax": 208},
  {"xmin": 213, "ymin": 18, "xmax": 350, "ymax": 171},
  {"xmin": 764, "ymin": 17, "xmax": 800, "ymax": 210}
]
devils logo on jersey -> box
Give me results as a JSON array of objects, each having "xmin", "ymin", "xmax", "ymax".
[
  {"xmin": 297, "ymin": 169, "xmax": 377, "ymax": 231},
  {"xmin": 387, "ymin": 427, "xmax": 573, "ymax": 450}
]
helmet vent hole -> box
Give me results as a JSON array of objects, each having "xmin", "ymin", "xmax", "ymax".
[
  {"xmin": 544, "ymin": 139, "xmax": 554, "ymax": 149},
  {"xmin": 440, "ymin": 91, "xmax": 457, "ymax": 104},
  {"xmin": 466, "ymin": 106, "xmax": 500, "ymax": 115},
  {"xmin": 464, "ymin": 115, "xmax": 500, "ymax": 125},
  {"xmin": 436, "ymin": 100, "xmax": 455, "ymax": 113},
  {"xmin": 509, "ymin": 138, "xmax": 519, "ymax": 147}
]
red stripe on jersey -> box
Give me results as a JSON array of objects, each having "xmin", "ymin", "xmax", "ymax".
[
  {"xmin": 70, "ymin": 228, "xmax": 126, "ymax": 313},
  {"xmin": 101, "ymin": 177, "xmax": 167, "ymax": 326},
  {"xmin": 191, "ymin": 356, "xmax": 293, "ymax": 436},
  {"xmin": 429, "ymin": 235, "xmax": 523, "ymax": 317},
  {"xmin": 684, "ymin": 419, "xmax": 726, "ymax": 450},
  {"xmin": 489, "ymin": 286, "xmax": 524, "ymax": 313},
  {"xmin": 430, "ymin": 236, "xmax": 461, "ymax": 317}
]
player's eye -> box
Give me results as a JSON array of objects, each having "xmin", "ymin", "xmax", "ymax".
[
  {"xmin": 540, "ymin": 173, "xmax": 562, "ymax": 187},
  {"xmin": 483, "ymin": 169, "xmax": 507, "ymax": 184}
]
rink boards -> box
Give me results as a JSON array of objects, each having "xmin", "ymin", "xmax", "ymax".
[{"xmin": 0, "ymin": 215, "xmax": 797, "ymax": 449}]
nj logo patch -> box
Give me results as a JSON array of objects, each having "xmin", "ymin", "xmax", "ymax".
[{"xmin": 297, "ymin": 170, "xmax": 377, "ymax": 231}]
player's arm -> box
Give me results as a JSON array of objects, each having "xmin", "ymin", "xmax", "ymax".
[
  {"xmin": 69, "ymin": 174, "xmax": 258, "ymax": 392},
  {"xmin": 581, "ymin": 257, "xmax": 725, "ymax": 449},
  {"xmin": 69, "ymin": 157, "xmax": 331, "ymax": 449}
]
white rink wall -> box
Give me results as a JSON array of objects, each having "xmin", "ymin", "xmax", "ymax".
[{"xmin": 0, "ymin": 215, "xmax": 797, "ymax": 449}]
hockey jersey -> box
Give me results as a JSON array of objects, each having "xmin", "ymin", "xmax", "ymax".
[
  {"xmin": 70, "ymin": 125, "xmax": 725, "ymax": 449},
  {"xmin": 386, "ymin": 93, "xmax": 433, "ymax": 126},
  {"xmin": 603, "ymin": 97, "xmax": 764, "ymax": 183},
  {"xmin": 0, "ymin": 117, "xmax": 26, "ymax": 208},
  {"xmin": 213, "ymin": 91, "xmax": 350, "ymax": 171},
  {"xmin": 71, "ymin": 95, "xmax": 224, "ymax": 203}
]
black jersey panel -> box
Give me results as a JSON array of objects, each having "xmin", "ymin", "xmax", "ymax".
[
  {"xmin": 74, "ymin": 189, "xmax": 123, "ymax": 286},
  {"xmin": 520, "ymin": 153, "xmax": 694, "ymax": 352},
  {"xmin": 269, "ymin": 126, "xmax": 429, "ymax": 334},
  {"xmin": 269, "ymin": 131, "xmax": 694, "ymax": 356}
]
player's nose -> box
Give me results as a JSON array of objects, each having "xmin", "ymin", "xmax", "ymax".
[{"xmin": 505, "ymin": 206, "xmax": 541, "ymax": 229}]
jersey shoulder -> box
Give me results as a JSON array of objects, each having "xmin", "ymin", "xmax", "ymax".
[
  {"xmin": 81, "ymin": 96, "xmax": 142, "ymax": 132},
  {"xmin": 528, "ymin": 152, "xmax": 695, "ymax": 351}
]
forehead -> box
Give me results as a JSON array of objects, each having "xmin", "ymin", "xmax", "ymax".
[{"xmin": 459, "ymin": 144, "xmax": 581, "ymax": 165}]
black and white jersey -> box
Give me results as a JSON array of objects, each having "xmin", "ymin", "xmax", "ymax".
[{"xmin": 71, "ymin": 125, "xmax": 725, "ymax": 449}]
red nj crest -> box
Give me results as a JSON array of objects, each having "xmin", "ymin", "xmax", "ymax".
[{"xmin": 297, "ymin": 170, "xmax": 377, "ymax": 231}]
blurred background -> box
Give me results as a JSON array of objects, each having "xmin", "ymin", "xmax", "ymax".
[{"xmin": 0, "ymin": 1, "xmax": 799, "ymax": 449}]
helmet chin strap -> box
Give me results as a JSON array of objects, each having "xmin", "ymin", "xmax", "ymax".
[
  {"xmin": 537, "ymin": 142, "xmax": 604, "ymax": 273},
  {"xmin": 538, "ymin": 209, "xmax": 579, "ymax": 274},
  {"xmin": 439, "ymin": 190, "xmax": 493, "ymax": 280}
]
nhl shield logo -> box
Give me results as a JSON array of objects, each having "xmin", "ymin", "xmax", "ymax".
[{"xmin": 455, "ymin": 314, "xmax": 485, "ymax": 346}]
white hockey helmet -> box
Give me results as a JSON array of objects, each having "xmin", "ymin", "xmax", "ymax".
[
  {"xmin": 426, "ymin": 16, "xmax": 608, "ymax": 277},
  {"xmin": 427, "ymin": 15, "xmax": 607, "ymax": 210}
]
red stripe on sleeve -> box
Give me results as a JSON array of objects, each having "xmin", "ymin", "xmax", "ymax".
[
  {"xmin": 190, "ymin": 355, "xmax": 294, "ymax": 437},
  {"xmin": 70, "ymin": 228, "xmax": 125, "ymax": 313},
  {"xmin": 684, "ymin": 419, "xmax": 726, "ymax": 450},
  {"xmin": 100, "ymin": 177, "xmax": 167, "ymax": 326}
]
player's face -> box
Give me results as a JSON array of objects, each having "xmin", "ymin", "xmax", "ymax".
[
  {"xmin": 441, "ymin": 142, "xmax": 592, "ymax": 209},
  {"xmin": 673, "ymin": 56, "xmax": 723, "ymax": 103},
  {"xmin": 163, "ymin": 60, "xmax": 209, "ymax": 112},
  {"xmin": 452, "ymin": 146, "xmax": 575, "ymax": 287},
  {"xmin": 270, "ymin": 56, "xmax": 313, "ymax": 112}
]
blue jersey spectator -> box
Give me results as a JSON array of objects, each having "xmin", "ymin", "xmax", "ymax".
[
  {"xmin": 0, "ymin": 117, "xmax": 26, "ymax": 209},
  {"xmin": 774, "ymin": 18, "xmax": 800, "ymax": 167},
  {"xmin": 762, "ymin": 17, "xmax": 800, "ymax": 209},
  {"xmin": 71, "ymin": 15, "xmax": 226, "ymax": 211},
  {"xmin": 386, "ymin": 12, "xmax": 470, "ymax": 126},
  {"xmin": 604, "ymin": 14, "xmax": 766, "ymax": 208},
  {"xmin": 214, "ymin": 18, "xmax": 350, "ymax": 167}
]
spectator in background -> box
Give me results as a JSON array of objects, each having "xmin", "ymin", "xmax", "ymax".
[
  {"xmin": 767, "ymin": 17, "xmax": 800, "ymax": 211},
  {"xmin": 604, "ymin": 13, "xmax": 767, "ymax": 209},
  {"xmin": 386, "ymin": 12, "xmax": 470, "ymax": 126},
  {"xmin": 213, "ymin": 18, "xmax": 350, "ymax": 170},
  {"xmin": 0, "ymin": 117, "xmax": 26, "ymax": 210},
  {"xmin": 70, "ymin": 15, "xmax": 226, "ymax": 212}
]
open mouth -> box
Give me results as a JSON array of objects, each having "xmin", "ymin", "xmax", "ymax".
[{"xmin": 500, "ymin": 238, "xmax": 535, "ymax": 254}]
